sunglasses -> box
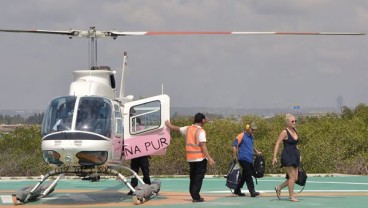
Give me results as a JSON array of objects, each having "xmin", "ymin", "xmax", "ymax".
[{"xmin": 291, "ymin": 120, "xmax": 297, "ymax": 123}]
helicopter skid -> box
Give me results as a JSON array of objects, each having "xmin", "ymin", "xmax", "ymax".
[
  {"xmin": 131, "ymin": 179, "xmax": 161, "ymax": 205},
  {"xmin": 12, "ymin": 165, "xmax": 160, "ymax": 206},
  {"xmin": 12, "ymin": 174, "xmax": 63, "ymax": 205},
  {"xmin": 132, "ymin": 191, "xmax": 159, "ymax": 205},
  {"xmin": 135, "ymin": 192, "xmax": 160, "ymax": 205}
]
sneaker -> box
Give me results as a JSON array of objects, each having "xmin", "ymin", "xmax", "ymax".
[
  {"xmin": 192, "ymin": 197, "xmax": 205, "ymax": 203},
  {"xmin": 250, "ymin": 192, "xmax": 260, "ymax": 197},
  {"xmin": 127, "ymin": 190, "xmax": 133, "ymax": 195}
]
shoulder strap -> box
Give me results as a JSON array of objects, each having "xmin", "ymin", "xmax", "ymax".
[{"xmin": 298, "ymin": 186, "xmax": 305, "ymax": 193}]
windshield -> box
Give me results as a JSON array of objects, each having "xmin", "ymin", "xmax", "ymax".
[
  {"xmin": 42, "ymin": 96, "xmax": 112, "ymax": 137},
  {"xmin": 75, "ymin": 97, "xmax": 112, "ymax": 137},
  {"xmin": 42, "ymin": 96, "xmax": 76, "ymax": 135}
]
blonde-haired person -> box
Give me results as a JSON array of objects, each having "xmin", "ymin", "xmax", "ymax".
[{"xmin": 272, "ymin": 114, "xmax": 301, "ymax": 202}]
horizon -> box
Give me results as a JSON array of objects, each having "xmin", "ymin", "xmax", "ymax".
[{"xmin": 0, "ymin": 105, "xmax": 345, "ymax": 118}]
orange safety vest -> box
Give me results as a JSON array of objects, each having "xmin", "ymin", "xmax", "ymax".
[{"xmin": 185, "ymin": 125, "xmax": 205, "ymax": 161}]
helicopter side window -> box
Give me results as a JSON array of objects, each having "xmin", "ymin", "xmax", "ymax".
[
  {"xmin": 130, "ymin": 101, "xmax": 161, "ymax": 135},
  {"xmin": 42, "ymin": 96, "xmax": 76, "ymax": 135},
  {"xmin": 76, "ymin": 97, "xmax": 112, "ymax": 137},
  {"xmin": 114, "ymin": 104, "xmax": 123, "ymax": 135},
  {"xmin": 95, "ymin": 105, "xmax": 112, "ymax": 136}
]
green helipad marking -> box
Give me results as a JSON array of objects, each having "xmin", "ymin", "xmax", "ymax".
[{"xmin": 0, "ymin": 176, "xmax": 367, "ymax": 207}]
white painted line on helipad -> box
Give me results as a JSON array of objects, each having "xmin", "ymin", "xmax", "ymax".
[{"xmin": 0, "ymin": 195, "xmax": 13, "ymax": 204}]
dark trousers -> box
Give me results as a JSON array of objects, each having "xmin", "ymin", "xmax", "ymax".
[
  {"xmin": 236, "ymin": 160, "xmax": 256, "ymax": 194},
  {"xmin": 130, "ymin": 156, "xmax": 151, "ymax": 187},
  {"xmin": 189, "ymin": 159, "xmax": 207, "ymax": 200}
]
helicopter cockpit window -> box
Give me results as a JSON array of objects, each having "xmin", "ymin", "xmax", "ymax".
[
  {"xmin": 75, "ymin": 97, "xmax": 112, "ymax": 137},
  {"xmin": 42, "ymin": 96, "xmax": 76, "ymax": 135},
  {"xmin": 130, "ymin": 100, "xmax": 161, "ymax": 135}
]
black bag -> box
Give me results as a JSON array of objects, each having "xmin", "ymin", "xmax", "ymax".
[
  {"xmin": 286, "ymin": 165, "xmax": 307, "ymax": 193},
  {"xmin": 253, "ymin": 154, "xmax": 265, "ymax": 178},
  {"xmin": 296, "ymin": 167, "xmax": 307, "ymax": 186},
  {"xmin": 225, "ymin": 160, "xmax": 242, "ymax": 190}
]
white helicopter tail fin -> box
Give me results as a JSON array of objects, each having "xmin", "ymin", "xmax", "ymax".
[{"xmin": 118, "ymin": 52, "xmax": 128, "ymax": 99}]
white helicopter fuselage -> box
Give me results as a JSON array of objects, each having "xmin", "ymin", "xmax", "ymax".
[{"xmin": 41, "ymin": 68, "xmax": 170, "ymax": 168}]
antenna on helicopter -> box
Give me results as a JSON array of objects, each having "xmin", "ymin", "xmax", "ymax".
[{"xmin": 119, "ymin": 52, "xmax": 128, "ymax": 99}]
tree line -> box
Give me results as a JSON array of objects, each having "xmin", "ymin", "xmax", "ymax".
[
  {"xmin": 1, "ymin": 104, "xmax": 367, "ymax": 176},
  {"xmin": 0, "ymin": 113, "xmax": 44, "ymax": 125}
]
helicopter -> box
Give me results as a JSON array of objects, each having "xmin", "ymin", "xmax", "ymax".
[{"xmin": 0, "ymin": 27, "xmax": 364, "ymax": 205}]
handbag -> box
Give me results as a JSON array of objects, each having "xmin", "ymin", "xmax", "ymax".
[
  {"xmin": 286, "ymin": 164, "xmax": 307, "ymax": 193},
  {"xmin": 296, "ymin": 166, "xmax": 307, "ymax": 186}
]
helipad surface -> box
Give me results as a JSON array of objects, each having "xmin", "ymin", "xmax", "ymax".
[{"xmin": 1, "ymin": 175, "xmax": 367, "ymax": 207}]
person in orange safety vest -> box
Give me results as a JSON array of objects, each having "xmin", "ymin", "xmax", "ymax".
[{"xmin": 165, "ymin": 113, "xmax": 215, "ymax": 203}]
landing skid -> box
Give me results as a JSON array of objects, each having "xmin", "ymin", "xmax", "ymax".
[
  {"xmin": 132, "ymin": 191, "xmax": 159, "ymax": 205},
  {"xmin": 132, "ymin": 179, "xmax": 161, "ymax": 205},
  {"xmin": 12, "ymin": 165, "xmax": 161, "ymax": 205}
]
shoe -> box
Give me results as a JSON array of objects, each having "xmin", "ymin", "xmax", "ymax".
[
  {"xmin": 234, "ymin": 189, "xmax": 246, "ymax": 196},
  {"xmin": 192, "ymin": 197, "xmax": 205, "ymax": 203},
  {"xmin": 127, "ymin": 190, "xmax": 133, "ymax": 195},
  {"xmin": 250, "ymin": 191, "xmax": 260, "ymax": 197},
  {"xmin": 234, "ymin": 192, "xmax": 246, "ymax": 196},
  {"xmin": 289, "ymin": 197, "xmax": 300, "ymax": 202},
  {"xmin": 274, "ymin": 186, "xmax": 281, "ymax": 199}
]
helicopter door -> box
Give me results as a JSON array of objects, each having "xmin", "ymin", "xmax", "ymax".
[{"xmin": 123, "ymin": 94, "xmax": 170, "ymax": 160}]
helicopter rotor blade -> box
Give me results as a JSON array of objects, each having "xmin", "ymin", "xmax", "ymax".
[
  {"xmin": 1, "ymin": 28, "xmax": 363, "ymax": 69},
  {"xmin": 0, "ymin": 29, "xmax": 76, "ymax": 36},
  {"xmin": 109, "ymin": 31, "xmax": 365, "ymax": 36},
  {"xmin": 0, "ymin": 28, "xmax": 110, "ymax": 38},
  {"xmin": 0, "ymin": 28, "xmax": 364, "ymax": 39}
]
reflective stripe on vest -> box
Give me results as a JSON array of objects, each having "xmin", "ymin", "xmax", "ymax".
[{"xmin": 185, "ymin": 125, "xmax": 205, "ymax": 160}]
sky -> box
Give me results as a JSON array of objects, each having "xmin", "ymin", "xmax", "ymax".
[{"xmin": 0, "ymin": 0, "xmax": 367, "ymax": 111}]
